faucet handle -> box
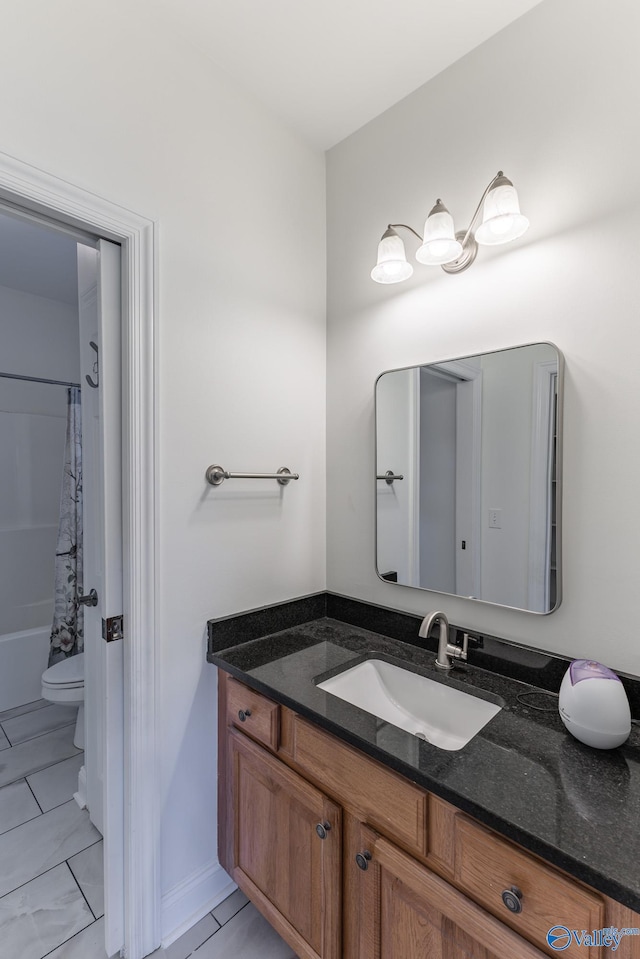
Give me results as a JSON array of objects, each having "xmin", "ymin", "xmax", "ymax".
[
  {"xmin": 451, "ymin": 632, "xmax": 469, "ymax": 662},
  {"xmin": 465, "ymin": 631, "xmax": 484, "ymax": 650},
  {"xmin": 452, "ymin": 629, "xmax": 483, "ymax": 652}
]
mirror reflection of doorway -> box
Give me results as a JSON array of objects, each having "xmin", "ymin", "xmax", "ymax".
[{"xmin": 418, "ymin": 362, "xmax": 481, "ymax": 598}]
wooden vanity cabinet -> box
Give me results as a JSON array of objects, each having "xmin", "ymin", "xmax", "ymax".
[
  {"xmin": 345, "ymin": 816, "xmax": 548, "ymax": 959},
  {"xmin": 228, "ymin": 729, "xmax": 341, "ymax": 959},
  {"xmin": 453, "ymin": 816, "xmax": 604, "ymax": 957},
  {"xmin": 218, "ymin": 671, "xmax": 640, "ymax": 959},
  {"xmin": 226, "ymin": 676, "xmax": 280, "ymax": 750}
]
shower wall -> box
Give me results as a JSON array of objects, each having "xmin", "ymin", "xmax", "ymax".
[
  {"xmin": 0, "ymin": 377, "xmax": 67, "ymax": 635},
  {"xmin": 0, "ymin": 282, "xmax": 80, "ymax": 642}
]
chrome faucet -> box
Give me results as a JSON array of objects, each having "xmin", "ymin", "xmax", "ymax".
[{"xmin": 418, "ymin": 610, "xmax": 468, "ymax": 672}]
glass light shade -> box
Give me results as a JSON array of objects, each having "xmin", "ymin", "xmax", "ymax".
[
  {"xmin": 416, "ymin": 200, "xmax": 463, "ymax": 265},
  {"xmin": 475, "ymin": 177, "xmax": 529, "ymax": 246},
  {"xmin": 371, "ymin": 229, "xmax": 413, "ymax": 284}
]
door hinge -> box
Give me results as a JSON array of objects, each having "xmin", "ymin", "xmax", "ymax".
[{"xmin": 102, "ymin": 615, "xmax": 124, "ymax": 643}]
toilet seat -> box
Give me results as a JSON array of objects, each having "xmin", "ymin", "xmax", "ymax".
[
  {"xmin": 42, "ymin": 653, "xmax": 84, "ymax": 687},
  {"xmin": 42, "ymin": 679, "xmax": 83, "ymax": 691}
]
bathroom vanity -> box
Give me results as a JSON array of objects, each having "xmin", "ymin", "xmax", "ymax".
[{"xmin": 209, "ymin": 602, "xmax": 640, "ymax": 959}]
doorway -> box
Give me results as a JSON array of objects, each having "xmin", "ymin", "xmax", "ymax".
[
  {"xmin": 417, "ymin": 360, "xmax": 482, "ymax": 599},
  {"xmin": 0, "ymin": 153, "xmax": 158, "ymax": 959}
]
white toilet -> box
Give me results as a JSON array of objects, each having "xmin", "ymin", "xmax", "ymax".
[{"xmin": 41, "ymin": 653, "xmax": 85, "ymax": 749}]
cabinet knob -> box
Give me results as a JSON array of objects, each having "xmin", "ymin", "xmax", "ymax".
[
  {"xmin": 355, "ymin": 851, "xmax": 372, "ymax": 871},
  {"xmin": 237, "ymin": 709, "xmax": 252, "ymax": 722},
  {"xmin": 501, "ymin": 886, "xmax": 523, "ymax": 914},
  {"xmin": 315, "ymin": 822, "xmax": 331, "ymax": 840}
]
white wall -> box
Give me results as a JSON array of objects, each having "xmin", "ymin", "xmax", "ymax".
[
  {"xmin": 326, "ymin": 0, "xmax": 640, "ymax": 676},
  {"xmin": 0, "ymin": 284, "xmax": 79, "ymax": 638},
  {"xmin": 0, "ymin": 0, "xmax": 326, "ymax": 940}
]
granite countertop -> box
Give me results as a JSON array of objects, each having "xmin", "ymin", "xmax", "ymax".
[{"xmin": 208, "ymin": 616, "xmax": 640, "ymax": 913}]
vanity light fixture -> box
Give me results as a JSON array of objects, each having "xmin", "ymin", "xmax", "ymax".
[{"xmin": 371, "ymin": 171, "xmax": 528, "ymax": 283}]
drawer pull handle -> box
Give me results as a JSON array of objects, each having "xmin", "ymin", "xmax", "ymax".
[
  {"xmin": 238, "ymin": 709, "xmax": 252, "ymax": 722},
  {"xmin": 315, "ymin": 822, "xmax": 331, "ymax": 840},
  {"xmin": 501, "ymin": 886, "xmax": 523, "ymax": 914},
  {"xmin": 355, "ymin": 851, "xmax": 372, "ymax": 871}
]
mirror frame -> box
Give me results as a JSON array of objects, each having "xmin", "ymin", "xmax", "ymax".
[{"xmin": 374, "ymin": 342, "xmax": 563, "ymax": 615}]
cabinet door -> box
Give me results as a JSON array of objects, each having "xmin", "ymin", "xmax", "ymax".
[
  {"xmin": 348, "ymin": 821, "xmax": 548, "ymax": 959},
  {"xmin": 229, "ymin": 729, "xmax": 341, "ymax": 959}
]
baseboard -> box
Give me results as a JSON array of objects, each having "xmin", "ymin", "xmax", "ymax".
[
  {"xmin": 161, "ymin": 859, "xmax": 237, "ymax": 947},
  {"xmin": 73, "ymin": 764, "xmax": 87, "ymax": 810}
]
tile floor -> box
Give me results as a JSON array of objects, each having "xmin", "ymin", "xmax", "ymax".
[{"xmin": 0, "ymin": 698, "xmax": 296, "ymax": 959}]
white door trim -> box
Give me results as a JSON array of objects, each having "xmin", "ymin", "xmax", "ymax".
[
  {"xmin": 455, "ymin": 370, "xmax": 482, "ymax": 600},
  {"xmin": 408, "ymin": 367, "xmax": 420, "ymax": 587},
  {"xmin": 431, "ymin": 359, "xmax": 483, "ymax": 599},
  {"xmin": 0, "ymin": 151, "xmax": 160, "ymax": 958},
  {"xmin": 528, "ymin": 360, "xmax": 558, "ymax": 613}
]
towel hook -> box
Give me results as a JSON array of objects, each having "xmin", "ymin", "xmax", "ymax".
[{"xmin": 85, "ymin": 341, "xmax": 99, "ymax": 389}]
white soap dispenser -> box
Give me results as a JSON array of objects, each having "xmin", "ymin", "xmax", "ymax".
[{"xmin": 559, "ymin": 660, "xmax": 631, "ymax": 750}]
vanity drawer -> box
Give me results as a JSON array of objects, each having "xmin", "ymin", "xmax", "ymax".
[
  {"xmin": 291, "ymin": 716, "xmax": 427, "ymax": 856},
  {"xmin": 226, "ymin": 678, "xmax": 280, "ymax": 751},
  {"xmin": 454, "ymin": 816, "xmax": 605, "ymax": 958}
]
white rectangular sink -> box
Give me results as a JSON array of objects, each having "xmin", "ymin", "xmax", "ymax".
[{"xmin": 317, "ymin": 658, "xmax": 501, "ymax": 751}]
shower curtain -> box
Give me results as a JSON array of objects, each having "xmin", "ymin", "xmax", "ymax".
[{"xmin": 48, "ymin": 387, "xmax": 83, "ymax": 666}]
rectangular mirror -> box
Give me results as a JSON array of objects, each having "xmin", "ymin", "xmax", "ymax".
[{"xmin": 375, "ymin": 343, "xmax": 562, "ymax": 614}]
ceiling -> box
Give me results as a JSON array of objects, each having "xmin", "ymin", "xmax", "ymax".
[{"xmin": 140, "ymin": 0, "xmax": 545, "ymax": 149}]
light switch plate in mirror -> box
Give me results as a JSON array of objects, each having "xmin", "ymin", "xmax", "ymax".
[{"xmin": 375, "ymin": 342, "xmax": 563, "ymax": 614}]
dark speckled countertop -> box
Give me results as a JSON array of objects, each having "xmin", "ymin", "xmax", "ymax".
[{"xmin": 208, "ymin": 615, "xmax": 640, "ymax": 913}]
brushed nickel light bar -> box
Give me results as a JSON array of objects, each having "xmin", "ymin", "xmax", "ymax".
[{"xmin": 371, "ymin": 171, "xmax": 529, "ymax": 283}]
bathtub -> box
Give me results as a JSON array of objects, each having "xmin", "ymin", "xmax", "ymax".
[{"xmin": 0, "ymin": 626, "xmax": 51, "ymax": 713}]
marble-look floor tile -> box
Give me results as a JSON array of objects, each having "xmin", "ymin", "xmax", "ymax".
[
  {"xmin": 0, "ymin": 725, "xmax": 10, "ymax": 751},
  {"xmin": 0, "ymin": 863, "xmax": 94, "ymax": 959},
  {"xmin": 68, "ymin": 840, "xmax": 104, "ymax": 919},
  {"xmin": 211, "ymin": 887, "xmax": 249, "ymax": 926},
  {"xmin": 194, "ymin": 904, "xmax": 296, "ymax": 959},
  {"xmin": 0, "ymin": 779, "xmax": 41, "ymax": 834},
  {"xmin": 46, "ymin": 917, "xmax": 114, "ymax": 959},
  {"xmin": 159, "ymin": 913, "xmax": 220, "ymax": 959},
  {"xmin": 0, "ymin": 698, "xmax": 49, "ymax": 723},
  {"xmin": 46, "ymin": 917, "xmax": 111, "ymax": 959},
  {"xmin": 0, "ymin": 724, "xmax": 81, "ymax": 788},
  {"xmin": 0, "ymin": 798, "xmax": 100, "ymax": 898},
  {"xmin": 27, "ymin": 752, "xmax": 84, "ymax": 812},
  {"xmin": 1, "ymin": 703, "xmax": 78, "ymax": 745}
]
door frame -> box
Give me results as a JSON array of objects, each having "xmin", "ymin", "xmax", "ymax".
[
  {"xmin": 430, "ymin": 359, "xmax": 482, "ymax": 599},
  {"xmin": 528, "ymin": 360, "xmax": 558, "ymax": 613},
  {"xmin": 0, "ymin": 151, "xmax": 159, "ymax": 958}
]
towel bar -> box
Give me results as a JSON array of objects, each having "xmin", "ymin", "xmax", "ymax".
[
  {"xmin": 205, "ymin": 465, "xmax": 299, "ymax": 487},
  {"xmin": 377, "ymin": 471, "xmax": 404, "ymax": 485}
]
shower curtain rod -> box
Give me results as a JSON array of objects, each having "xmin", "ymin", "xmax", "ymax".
[{"xmin": 0, "ymin": 371, "xmax": 81, "ymax": 388}]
